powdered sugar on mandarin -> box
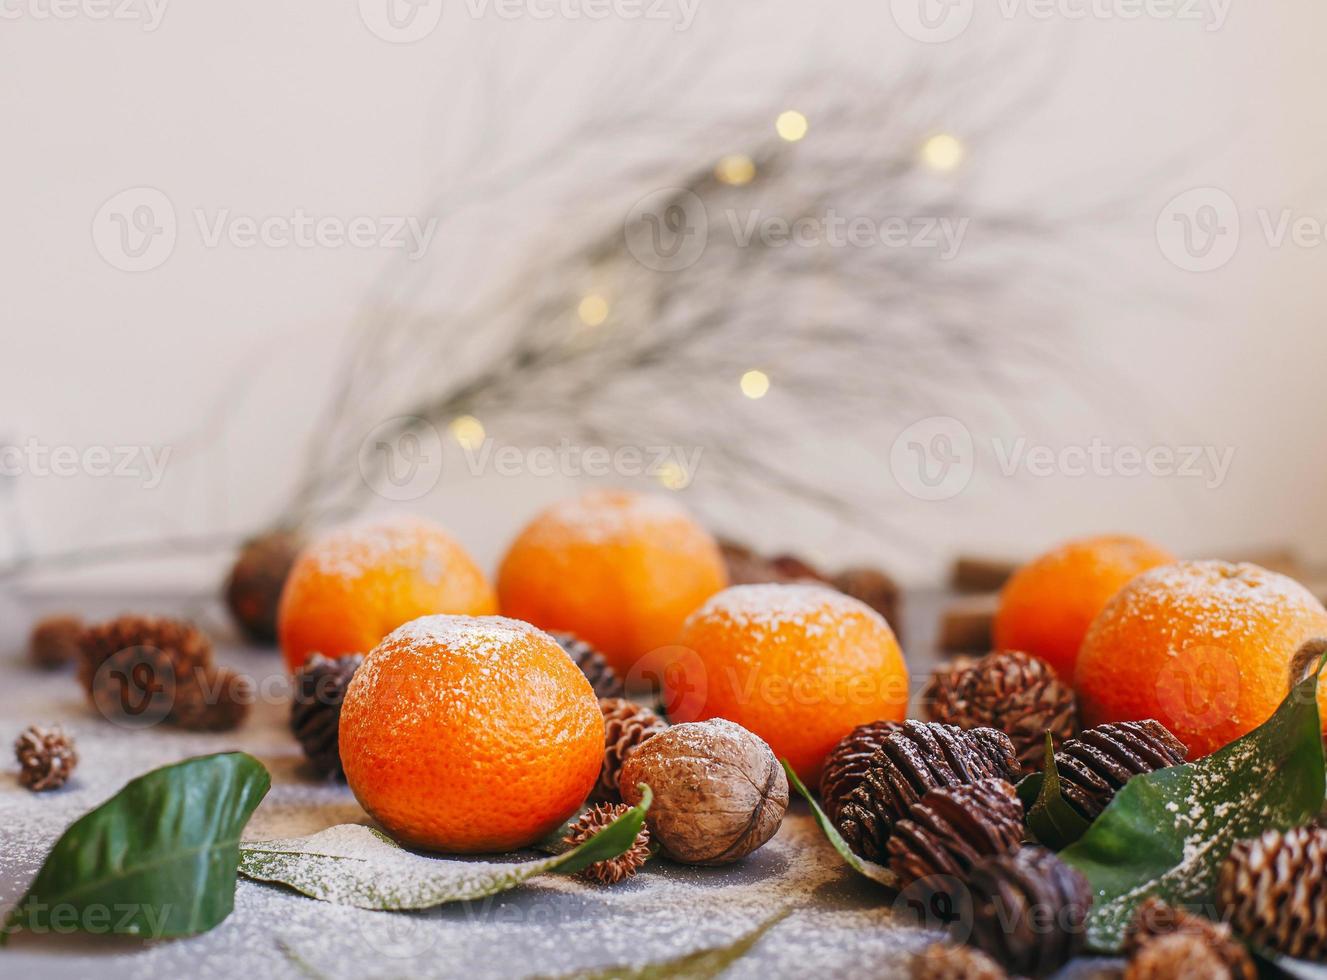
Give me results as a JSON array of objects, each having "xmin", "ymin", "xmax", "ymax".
[
  {"xmin": 306, "ymin": 514, "xmax": 462, "ymax": 584},
  {"xmin": 685, "ymin": 583, "xmax": 886, "ymax": 640},
  {"xmin": 519, "ymin": 490, "xmax": 704, "ymax": 546}
]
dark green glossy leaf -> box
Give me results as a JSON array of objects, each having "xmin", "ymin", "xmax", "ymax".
[
  {"xmin": 1022, "ymin": 733, "xmax": 1092, "ymax": 850},
  {"xmin": 239, "ymin": 785, "xmax": 652, "ymax": 909},
  {"xmin": 782, "ymin": 760, "xmax": 899, "ymax": 889},
  {"xmin": 1060, "ymin": 657, "xmax": 1327, "ymax": 953},
  {"xmin": 2, "ymin": 752, "xmax": 271, "ymax": 942}
]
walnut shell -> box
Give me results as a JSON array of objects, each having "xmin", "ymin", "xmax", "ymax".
[{"xmin": 618, "ymin": 718, "xmax": 788, "ymax": 865}]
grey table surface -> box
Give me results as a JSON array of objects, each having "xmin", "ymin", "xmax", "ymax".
[{"xmin": 0, "ymin": 587, "xmax": 1121, "ymax": 979}]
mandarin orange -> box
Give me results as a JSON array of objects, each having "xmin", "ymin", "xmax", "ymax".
[
  {"xmin": 278, "ymin": 515, "xmax": 496, "ymax": 672},
  {"xmin": 666, "ymin": 583, "xmax": 909, "ymax": 784},
  {"xmin": 339, "ymin": 615, "xmax": 604, "ymax": 853},
  {"xmin": 1075, "ymin": 560, "xmax": 1327, "ymax": 758},
  {"xmin": 993, "ymin": 534, "xmax": 1175, "ymax": 680},
  {"xmin": 496, "ymin": 490, "xmax": 727, "ymax": 677}
]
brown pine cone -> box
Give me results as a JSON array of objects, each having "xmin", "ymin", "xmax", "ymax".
[
  {"xmin": 1124, "ymin": 898, "xmax": 1254, "ymax": 980},
  {"xmin": 923, "ymin": 651, "xmax": 1077, "ymax": 769},
  {"xmin": 562, "ymin": 803, "xmax": 651, "ymax": 885},
  {"xmin": 1125, "ymin": 932, "xmax": 1232, "ymax": 980},
  {"xmin": 911, "ymin": 942, "xmax": 1008, "ymax": 980},
  {"xmin": 819, "ymin": 720, "xmax": 906, "ymax": 824},
  {"xmin": 836, "ymin": 721, "xmax": 1023, "ymax": 862},
  {"xmin": 172, "ymin": 665, "xmax": 252, "ymax": 732},
  {"xmin": 832, "ymin": 566, "xmax": 901, "ymax": 632},
  {"xmin": 28, "ymin": 614, "xmax": 84, "ymax": 670},
  {"xmin": 1218, "ymin": 825, "xmax": 1327, "ymax": 961},
  {"xmin": 966, "ymin": 846, "xmax": 1092, "ymax": 978},
  {"xmin": 79, "ymin": 614, "xmax": 213, "ymax": 699},
  {"xmin": 290, "ymin": 653, "xmax": 364, "ymax": 778},
  {"xmin": 87, "ymin": 644, "xmax": 178, "ymax": 728},
  {"xmin": 886, "ymin": 779, "xmax": 1024, "ymax": 891},
  {"xmin": 14, "ymin": 724, "xmax": 78, "ymax": 791},
  {"xmin": 595, "ymin": 698, "xmax": 667, "ymax": 803},
  {"xmin": 1053, "ymin": 721, "xmax": 1188, "ymax": 820},
  {"xmin": 553, "ymin": 633, "xmax": 625, "ymax": 700},
  {"xmin": 225, "ymin": 530, "xmax": 304, "ymax": 644}
]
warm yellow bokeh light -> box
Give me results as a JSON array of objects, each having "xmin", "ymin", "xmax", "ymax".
[
  {"xmin": 775, "ymin": 110, "xmax": 808, "ymax": 142},
  {"xmin": 714, "ymin": 154, "xmax": 756, "ymax": 186},
  {"xmin": 658, "ymin": 462, "xmax": 690, "ymax": 490},
  {"xmin": 920, "ymin": 133, "xmax": 965, "ymax": 172},
  {"xmin": 577, "ymin": 294, "xmax": 609, "ymax": 327},
  {"xmin": 740, "ymin": 369, "xmax": 770, "ymax": 400},
  {"xmin": 448, "ymin": 415, "xmax": 486, "ymax": 450}
]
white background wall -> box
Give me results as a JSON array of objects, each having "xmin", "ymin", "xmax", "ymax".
[{"xmin": 3, "ymin": 1, "xmax": 1326, "ymax": 588}]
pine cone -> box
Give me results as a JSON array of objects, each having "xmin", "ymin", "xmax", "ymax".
[
  {"xmin": 595, "ymin": 698, "xmax": 667, "ymax": 803},
  {"xmin": 1218, "ymin": 825, "xmax": 1327, "ymax": 961},
  {"xmin": 225, "ymin": 530, "xmax": 304, "ymax": 644},
  {"xmin": 553, "ymin": 633, "xmax": 625, "ymax": 699},
  {"xmin": 1124, "ymin": 898, "xmax": 1254, "ymax": 980},
  {"xmin": 562, "ymin": 803, "xmax": 651, "ymax": 884},
  {"xmin": 966, "ymin": 846, "xmax": 1092, "ymax": 978},
  {"xmin": 832, "ymin": 566, "xmax": 901, "ymax": 632},
  {"xmin": 15, "ymin": 724, "xmax": 78, "ymax": 791},
  {"xmin": 923, "ymin": 651, "xmax": 1077, "ymax": 769},
  {"xmin": 886, "ymin": 779, "xmax": 1024, "ymax": 891},
  {"xmin": 819, "ymin": 720, "xmax": 906, "ymax": 824},
  {"xmin": 911, "ymin": 943, "xmax": 1008, "ymax": 980},
  {"xmin": 28, "ymin": 614, "xmax": 84, "ymax": 670},
  {"xmin": 79, "ymin": 614, "xmax": 213, "ymax": 699},
  {"xmin": 172, "ymin": 665, "xmax": 252, "ymax": 732},
  {"xmin": 836, "ymin": 721, "xmax": 1023, "ymax": 862},
  {"xmin": 1054, "ymin": 721, "xmax": 1188, "ymax": 820},
  {"xmin": 87, "ymin": 644, "xmax": 178, "ymax": 728},
  {"xmin": 290, "ymin": 653, "xmax": 364, "ymax": 778},
  {"xmin": 1125, "ymin": 933, "xmax": 1232, "ymax": 980}
]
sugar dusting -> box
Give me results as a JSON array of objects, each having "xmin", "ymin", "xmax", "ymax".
[
  {"xmin": 305, "ymin": 514, "xmax": 460, "ymax": 584},
  {"xmin": 687, "ymin": 583, "xmax": 884, "ymax": 640}
]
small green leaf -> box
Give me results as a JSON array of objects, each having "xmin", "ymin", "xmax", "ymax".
[
  {"xmin": 2, "ymin": 752, "xmax": 271, "ymax": 942},
  {"xmin": 239, "ymin": 785, "xmax": 652, "ymax": 909},
  {"xmin": 1024, "ymin": 732, "xmax": 1092, "ymax": 849},
  {"xmin": 781, "ymin": 760, "xmax": 899, "ymax": 889},
  {"xmin": 1060, "ymin": 653, "xmax": 1327, "ymax": 953}
]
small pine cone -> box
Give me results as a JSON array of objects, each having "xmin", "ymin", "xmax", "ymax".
[
  {"xmin": 88, "ymin": 644, "xmax": 178, "ymax": 728},
  {"xmin": 819, "ymin": 720, "xmax": 906, "ymax": 825},
  {"xmin": 225, "ymin": 530, "xmax": 304, "ymax": 644},
  {"xmin": 832, "ymin": 566, "xmax": 901, "ymax": 631},
  {"xmin": 79, "ymin": 614, "xmax": 213, "ymax": 698},
  {"xmin": 1124, "ymin": 933, "xmax": 1234, "ymax": 980},
  {"xmin": 966, "ymin": 846, "xmax": 1092, "ymax": 978},
  {"xmin": 290, "ymin": 653, "xmax": 364, "ymax": 778},
  {"xmin": 836, "ymin": 721, "xmax": 1023, "ymax": 862},
  {"xmin": 562, "ymin": 803, "xmax": 651, "ymax": 885},
  {"xmin": 1054, "ymin": 721, "xmax": 1188, "ymax": 820},
  {"xmin": 553, "ymin": 633, "xmax": 625, "ymax": 700},
  {"xmin": 911, "ymin": 942, "xmax": 1008, "ymax": 980},
  {"xmin": 15, "ymin": 724, "xmax": 78, "ymax": 791},
  {"xmin": 1124, "ymin": 898, "xmax": 1254, "ymax": 980},
  {"xmin": 887, "ymin": 779, "xmax": 1024, "ymax": 891},
  {"xmin": 924, "ymin": 651, "xmax": 1077, "ymax": 770},
  {"xmin": 28, "ymin": 614, "xmax": 85, "ymax": 670},
  {"xmin": 171, "ymin": 665, "xmax": 252, "ymax": 732},
  {"xmin": 595, "ymin": 698, "xmax": 667, "ymax": 803},
  {"xmin": 1218, "ymin": 826, "xmax": 1327, "ymax": 961}
]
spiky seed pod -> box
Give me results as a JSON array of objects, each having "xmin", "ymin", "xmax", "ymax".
[
  {"xmin": 552, "ymin": 633, "xmax": 625, "ymax": 700},
  {"xmin": 911, "ymin": 942, "xmax": 1008, "ymax": 980},
  {"xmin": 886, "ymin": 779, "xmax": 1024, "ymax": 890},
  {"xmin": 28, "ymin": 614, "xmax": 85, "ymax": 670},
  {"xmin": 1123, "ymin": 898, "xmax": 1255, "ymax": 980},
  {"xmin": 1053, "ymin": 721, "xmax": 1188, "ymax": 820},
  {"xmin": 14, "ymin": 724, "xmax": 78, "ymax": 791},
  {"xmin": 224, "ymin": 530, "xmax": 305, "ymax": 644},
  {"xmin": 836, "ymin": 721, "xmax": 1023, "ymax": 862},
  {"xmin": 171, "ymin": 665, "xmax": 252, "ymax": 732},
  {"xmin": 1124, "ymin": 932, "xmax": 1233, "ymax": 980},
  {"xmin": 79, "ymin": 614, "xmax": 213, "ymax": 699},
  {"xmin": 290, "ymin": 653, "xmax": 364, "ymax": 778},
  {"xmin": 965, "ymin": 847, "xmax": 1092, "ymax": 978},
  {"xmin": 923, "ymin": 651, "xmax": 1077, "ymax": 770},
  {"xmin": 595, "ymin": 698, "xmax": 667, "ymax": 803},
  {"xmin": 819, "ymin": 720, "xmax": 906, "ymax": 824},
  {"xmin": 562, "ymin": 803, "xmax": 651, "ymax": 885},
  {"xmin": 1218, "ymin": 826, "xmax": 1327, "ymax": 961}
]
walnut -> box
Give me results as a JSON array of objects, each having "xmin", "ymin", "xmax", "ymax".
[{"xmin": 618, "ymin": 718, "xmax": 788, "ymax": 865}]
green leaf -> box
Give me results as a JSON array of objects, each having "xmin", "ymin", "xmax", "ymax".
[
  {"xmin": 1059, "ymin": 656, "xmax": 1327, "ymax": 953},
  {"xmin": 1023, "ymin": 732, "xmax": 1092, "ymax": 850},
  {"xmin": 2, "ymin": 752, "xmax": 271, "ymax": 942},
  {"xmin": 781, "ymin": 760, "xmax": 899, "ymax": 889},
  {"xmin": 238, "ymin": 785, "xmax": 652, "ymax": 910}
]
